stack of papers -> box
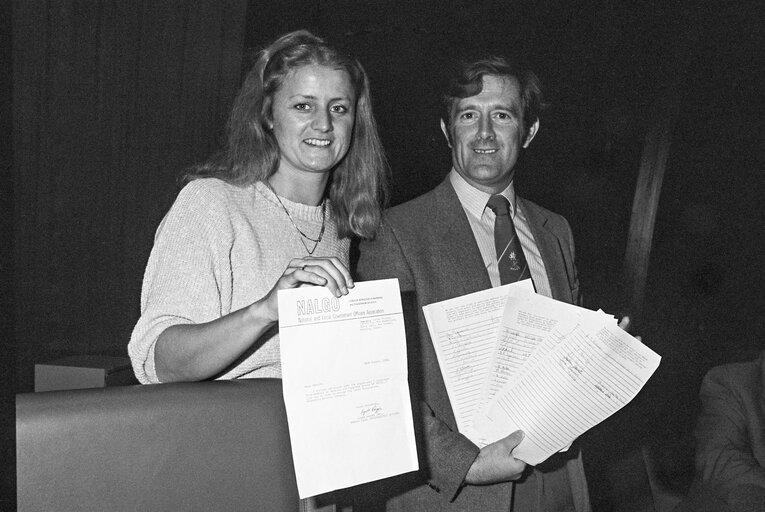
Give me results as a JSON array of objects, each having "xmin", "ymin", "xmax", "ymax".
[{"xmin": 422, "ymin": 280, "xmax": 660, "ymax": 465}]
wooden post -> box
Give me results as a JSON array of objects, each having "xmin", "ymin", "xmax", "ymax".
[
  {"xmin": 624, "ymin": 111, "xmax": 673, "ymax": 321},
  {"xmin": 622, "ymin": 104, "xmax": 676, "ymax": 324},
  {"xmin": 622, "ymin": 23, "xmax": 698, "ymax": 326}
]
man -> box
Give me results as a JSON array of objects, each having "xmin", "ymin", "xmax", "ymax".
[
  {"xmin": 355, "ymin": 57, "xmax": 592, "ymax": 511},
  {"xmin": 672, "ymin": 350, "xmax": 765, "ymax": 512}
]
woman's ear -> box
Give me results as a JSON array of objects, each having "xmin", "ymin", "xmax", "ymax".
[{"xmin": 262, "ymin": 97, "xmax": 274, "ymax": 131}]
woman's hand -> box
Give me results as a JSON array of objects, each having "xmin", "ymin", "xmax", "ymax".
[
  {"xmin": 154, "ymin": 256, "xmax": 354, "ymax": 382},
  {"xmin": 258, "ymin": 256, "xmax": 354, "ymax": 322}
]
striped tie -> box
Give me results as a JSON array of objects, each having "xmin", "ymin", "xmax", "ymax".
[{"xmin": 487, "ymin": 195, "xmax": 530, "ymax": 284}]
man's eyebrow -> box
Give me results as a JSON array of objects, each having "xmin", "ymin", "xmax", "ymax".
[
  {"xmin": 454, "ymin": 102, "xmax": 480, "ymax": 113},
  {"xmin": 493, "ymin": 103, "xmax": 520, "ymax": 115},
  {"xmin": 455, "ymin": 102, "xmax": 520, "ymax": 114}
]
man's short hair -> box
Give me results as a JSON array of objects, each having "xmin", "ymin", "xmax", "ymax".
[{"xmin": 441, "ymin": 56, "xmax": 543, "ymax": 136}]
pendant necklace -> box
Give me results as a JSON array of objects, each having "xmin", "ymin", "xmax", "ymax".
[{"xmin": 266, "ymin": 182, "xmax": 326, "ymax": 256}]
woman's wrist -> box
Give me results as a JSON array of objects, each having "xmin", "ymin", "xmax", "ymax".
[{"xmin": 246, "ymin": 297, "xmax": 278, "ymax": 327}]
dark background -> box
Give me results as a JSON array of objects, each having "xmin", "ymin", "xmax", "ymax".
[{"xmin": 4, "ymin": 0, "xmax": 764, "ymax": 509}]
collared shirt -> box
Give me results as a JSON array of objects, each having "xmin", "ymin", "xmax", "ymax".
[{"xmin": 449, "ymin": 169, "xmax": 552, "ymax": 298}]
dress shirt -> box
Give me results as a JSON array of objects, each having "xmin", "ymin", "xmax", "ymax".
[{"xmin": 449, "ymin": 169, "xmax": 552, "ymax": 297}]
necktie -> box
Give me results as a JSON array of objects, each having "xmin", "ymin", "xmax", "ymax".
[{"xmin": 487, "ymin": 195, "xmax": 530, "ymax": 284}]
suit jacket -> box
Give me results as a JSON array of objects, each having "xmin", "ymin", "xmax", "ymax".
[
  {"xmin": 694, "ymin": 351, "xmax": 765, "ymax": 491},
  {"xmin": 673, "ymin": 351, "xmax": 765, "ymax": 511},
  {"xmin": 354, "ymin": 177, "xmax": 590, "ymax": 511}
]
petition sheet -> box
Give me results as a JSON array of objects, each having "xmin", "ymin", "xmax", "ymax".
[
  {"xmin": 422, "ymin": 279, "xmax": 533, "ymax": 440},
  {"xmin": 475, "ymin": 318, "xmax": 660, "ymax": 465},
  {"xmin": 480, "ymin": 292, "xmax": 611, "ymax": 408},
  {"xmin": 279, "ymin": 278, "xmax": 417, "ymax": 498}
]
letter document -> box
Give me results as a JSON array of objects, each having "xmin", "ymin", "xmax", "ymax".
[
  {"xmin": 423, "ymin": 284, "xmax": 660, "ymax": 465},
  {"xmin": 279, "ymin": 278, "xmax": 418, "ymax": 498}
]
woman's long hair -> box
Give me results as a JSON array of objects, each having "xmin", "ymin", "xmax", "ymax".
[{"xmin": 185, "ymin": 30, "xmax": 388, "ymax": 239}]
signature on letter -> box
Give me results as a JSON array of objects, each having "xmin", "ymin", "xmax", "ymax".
[{"xmin": 361, "ymin": 405, "xmax": 384, "ymax": 418}]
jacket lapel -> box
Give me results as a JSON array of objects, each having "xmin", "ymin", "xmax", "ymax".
[
  {"xmin": 429, "ymin": 179, "xmax": 492, "ymax": 298},
  {"xmin": 520, "ymin": 197, "xmax": 573, "ymax": 304}
]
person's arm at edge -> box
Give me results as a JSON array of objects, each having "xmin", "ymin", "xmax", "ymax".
[{"xmin": 695, "ymin": 365, "xmax": 765, "ymax": 489}]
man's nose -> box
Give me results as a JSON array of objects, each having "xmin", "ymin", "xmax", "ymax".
[
  {"xmin": 477, "ymin": 116, "xmax": 495, "ymax": 140},
  {"xmin": 312, "ymin": 109, "xmax": 333, "ymax": 132}
]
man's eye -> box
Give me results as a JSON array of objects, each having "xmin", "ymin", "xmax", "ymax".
[
  {"xmin": 460, "ymin": 112, "xmax": 476, "ymax": 120},
  {"xmin": 495, "ymin": 112, "xmax": 511, "ymax": 120}
]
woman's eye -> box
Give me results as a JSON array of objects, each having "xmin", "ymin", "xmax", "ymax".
[
  {"xmin": 331, "ymin": 104, "xmax": 348, "ymax": 114},
  {"xmin": 294, "ymin": 103, "xmax": 311, "ymax": 111}
]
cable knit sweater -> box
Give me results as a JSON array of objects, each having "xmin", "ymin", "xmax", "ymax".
[{"xmin": 128, "ymin": 178, "xmax": 350, "ymax": 384}]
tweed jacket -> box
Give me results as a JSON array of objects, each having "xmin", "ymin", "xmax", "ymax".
[
  {"xmin": 695, "ymin": 351, "xmax": 765, "ymax": 490},
  {"xmin": 355, "ymin": 177, "xmax": 590, "ymax": 511}
]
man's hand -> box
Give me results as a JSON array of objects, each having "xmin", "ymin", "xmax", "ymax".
[
  {"xmin": 465, "ymin": 430, "xmax": 527, "ymax": 485},
  {"xmin": 618, "ymin": 315, "xmax": 642, "ymax": 342}
]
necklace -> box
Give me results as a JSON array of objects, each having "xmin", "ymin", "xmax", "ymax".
[{"xmin": 265, "ymin": 182, "xmax": 326, "ymax": 255}]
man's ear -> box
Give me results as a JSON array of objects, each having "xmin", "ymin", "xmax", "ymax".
[
  {"xmin": 523, "ymin": 118, "xmax": 540, "ymax": 148},
  {"xmin": 440, "ymin": 118, "xmax": 452, "ymax": 148}
]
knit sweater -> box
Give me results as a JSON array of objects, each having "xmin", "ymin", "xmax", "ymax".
[{"xmin": 128, "ymin": 178, "xmax": 350, "ymax": 384}]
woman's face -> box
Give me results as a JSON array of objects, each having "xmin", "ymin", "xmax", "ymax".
[{"xmin": 271, "ymin": 64, "xmax": 356, "ymax": 177}]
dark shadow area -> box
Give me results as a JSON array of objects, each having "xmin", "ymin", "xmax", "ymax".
[{"xmin": 2, "ymin": 0, "xmax": 14, "ymax": 506}]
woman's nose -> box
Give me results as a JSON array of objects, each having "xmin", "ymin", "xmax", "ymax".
[{"xmin": 312, "ymin": 109, "xmax": 333, "ymax": 132}]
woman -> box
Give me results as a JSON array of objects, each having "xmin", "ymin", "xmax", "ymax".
[{"xmin": 128, "ymin": 30, "xmax": 388, "ymax": 384}]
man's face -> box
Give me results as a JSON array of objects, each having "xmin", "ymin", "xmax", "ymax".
[{"xmin": 441, "ymin": 74, "xmax": 538, "ymax": 194}]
